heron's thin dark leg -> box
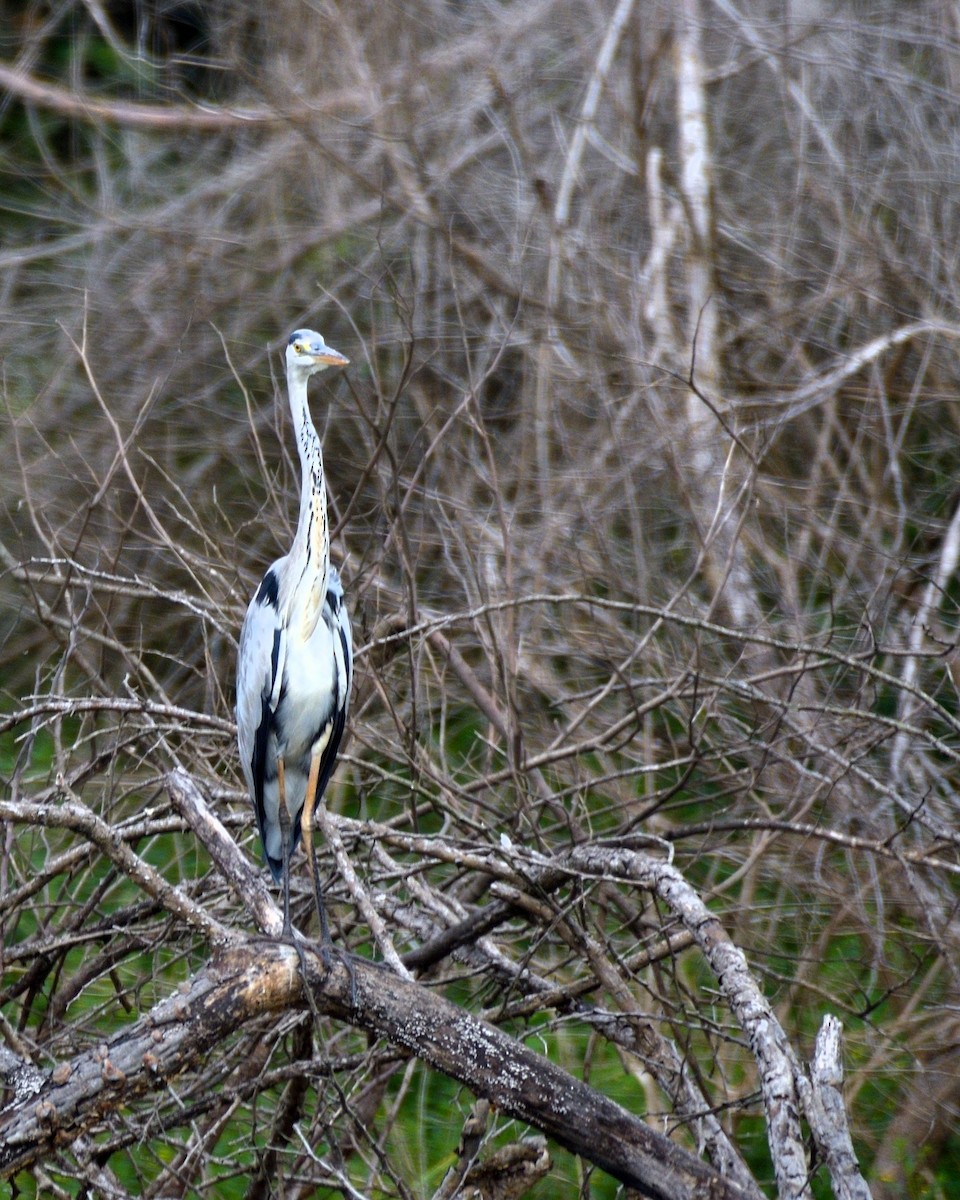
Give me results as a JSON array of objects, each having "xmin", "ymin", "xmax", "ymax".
[
  {"xmin": 301, "ymin": 749, "xmax": 330, "ymax": 947},
  {"xmin": 276, "ymin": 757, "xmax": 293, "ymax": 938},
  {"xmin": 277, "ymin": 757, "xmax": 325, "ymax": 1020},
  {"xmin": 302, "ymin": 747, "xmax": 356, "ymax": 1006}
]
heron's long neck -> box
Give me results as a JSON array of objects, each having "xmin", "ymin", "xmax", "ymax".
[{"xmin": 288, "ymin": 372, "xmax": 329, "ymax": 611}]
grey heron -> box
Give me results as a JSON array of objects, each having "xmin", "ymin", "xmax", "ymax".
[{"xmin": 236, "ymin": 329, "xmax": 352, "ymax": 949}]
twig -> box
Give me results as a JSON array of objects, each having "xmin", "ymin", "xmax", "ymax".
[{"xmin": 0, "ymin": 787, "xmax": 230, "ymax": 946}]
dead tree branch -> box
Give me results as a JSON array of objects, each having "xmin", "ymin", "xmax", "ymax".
[{"xmin": 0, "ymin": 937, "xmax": 752, "ymax": 1200}]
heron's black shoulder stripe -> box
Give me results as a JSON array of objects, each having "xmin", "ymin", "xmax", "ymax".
[
  {"xmin": 337, "ymin": 623, "xmax": 351, "ymax": 688},
  {"xmin": 256, "ymin": 568, "xmax": 280, "ymax": 609},
  {"xmin": 270, "ymin": 628, "xmax": 282, "ymax": 689}
]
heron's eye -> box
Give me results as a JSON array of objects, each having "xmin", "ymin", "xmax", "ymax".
[{"xmin": 293, "ymin": 342, "xmax": 304, "ymax": 354}]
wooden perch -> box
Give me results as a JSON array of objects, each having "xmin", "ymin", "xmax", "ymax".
[{"xmin": 0, "ymin": 936, "xmax": 752, "ymax": 1200}]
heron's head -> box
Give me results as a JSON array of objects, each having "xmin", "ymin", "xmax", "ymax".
[{"xmin": 286, "ymin": 329, "xmax": 349, "ymax": 381}]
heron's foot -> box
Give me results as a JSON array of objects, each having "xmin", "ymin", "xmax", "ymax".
[
  {"xmin": 317, "ymin": 941, "xmax": 359, "ymax": 1009},
  {"xmin": 252, "ymin": 930, "xmax": 358, "ymax": 1010}
]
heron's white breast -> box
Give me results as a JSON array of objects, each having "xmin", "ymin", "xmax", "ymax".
[{"xmin": 275, "ymin": 613, "xmax": 340, "ymax": 764}]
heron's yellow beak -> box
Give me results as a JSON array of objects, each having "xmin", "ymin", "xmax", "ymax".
[{"xmin": 315, "ymin": 350, "xmax": 349, "ymax": 367}]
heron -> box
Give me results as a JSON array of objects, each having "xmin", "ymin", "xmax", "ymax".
[{"xmin": 236, "ymin": 329, "xmax": 352, "ymax": 953}]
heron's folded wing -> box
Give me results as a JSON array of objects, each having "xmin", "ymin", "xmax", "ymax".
[{"xmin": 236, "ymin": 567, "xmax": 287, "ymax": 830}]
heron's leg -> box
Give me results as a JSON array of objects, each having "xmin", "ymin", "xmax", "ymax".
[
  {"xmin": 302, "ymin": 748, "xmax": 357, "ymax": 1006},
  {"xmin": 301, "ymin": 747, "xmax": 330, "ymax": 946},
  {"xmin": 278, "ymin": 757, "xmax": 325, "ymax": 1021},
  {"xmin": 276, "ymin": 757, "xmax": 293, "ymax": 938}
]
